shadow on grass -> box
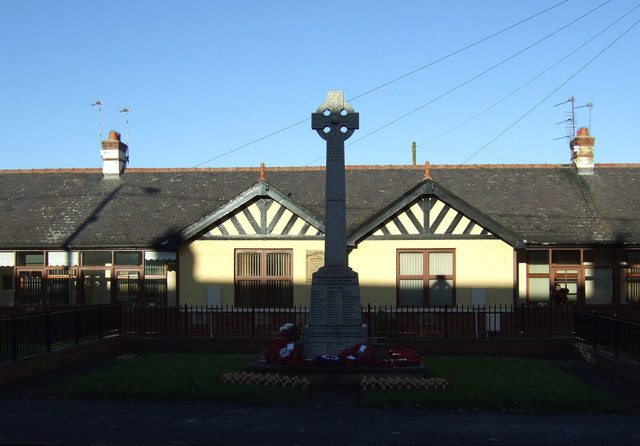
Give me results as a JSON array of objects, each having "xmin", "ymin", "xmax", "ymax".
[{"xmin": 48, "ymin": 354, "xmax": 628, "ymax": 413}]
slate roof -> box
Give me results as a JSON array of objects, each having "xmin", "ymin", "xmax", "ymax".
[{"xmin": 0, "ymin": 163, "xmax": 638, "ymax": 249}]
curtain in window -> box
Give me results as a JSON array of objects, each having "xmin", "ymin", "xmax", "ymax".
[
  {"xmin": 398, "ymin": 279, "xmax": 423, "ymax": 306},
  {"xmin": 399, "ymin": 252, "xmax": 422, "ymax": 275},
  {"xmin": 428, "ymin": 252, "xmax": 453, "ymax": 275},
  {"xmin": 237, "ymin": 253, "xmax": 261, "ymax": 276},
  {"xmin": 429, "ymin": 278, "xmax": 453, "ymax": 306}
]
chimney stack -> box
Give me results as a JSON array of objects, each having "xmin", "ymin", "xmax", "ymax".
[
  {"xmin": 570, "ymin": 127, "xmax": 594, "ymax": 175},
  {"xmin": 101, "ymin": 130, "xmax": 128, "ymax": 177}
]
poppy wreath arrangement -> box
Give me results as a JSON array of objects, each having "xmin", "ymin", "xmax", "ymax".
[
  {"xmin": 264, "ymin": 337, "xmax": 303, "ymax": 365},
  {"xmin": 265, "ymin": 323, "xmax": 423, "ymax": 367},
  {"xmin": 279, "ymin": 322, "xmax": 303, "ymax": 342},
  {"xmin": 264, "ymin": 323, "xmax": 305, "ymax": 365},
  {"xmin": 338, "ymin": 343, "xmax": 373, "ymax": 366}
]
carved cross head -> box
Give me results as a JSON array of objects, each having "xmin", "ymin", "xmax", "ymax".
[{"xmin": 311, "ymin": 91, "xmax": 359, "ymax": 142}]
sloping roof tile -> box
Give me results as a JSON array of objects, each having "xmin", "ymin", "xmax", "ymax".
[{"xmin": 0, "ymin": 164, "xmax": 638, "ymax": 249}]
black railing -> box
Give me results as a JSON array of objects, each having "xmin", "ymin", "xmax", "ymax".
[
  {"xmin": 574, "ymin": 309, "xmax": 640, "ymax": 362},
  {"xmin": 7, "ymin": 303, "xmax": 638, "ymax": 364},
  {"xmin": 120, "ymin": 304, "xmax": 574, "ymax": 340},
  {"xmin": 0, "ymin": 304, "xmax": 122, "ymax": 363}
]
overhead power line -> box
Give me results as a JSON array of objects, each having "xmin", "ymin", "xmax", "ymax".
[
  {"xmin": 345, "ymin": 0, "xmax": 613, "ymax": 148},
  {"xmin": 192, "ymin": 1, "xmax": 571, "ymax": 168},
  {"xmin": 459, "ymin": 15, "xmax": 640, "ymax": 165},
  {"xmin": 418, "ymin": 1, "xmax": 640, "ymax": 150}
]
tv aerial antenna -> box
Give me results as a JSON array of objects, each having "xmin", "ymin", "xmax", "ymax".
[
  {"xmin": 554, "ymin": 96, "xmax": 593, "ymax": 140},
  {"xmin": 120, "ymin": 108, "xmax": 130, "ymax": 145},
  {"xmin": 91, "ymin": 100, "xmax": 103, "ymax": 145}
]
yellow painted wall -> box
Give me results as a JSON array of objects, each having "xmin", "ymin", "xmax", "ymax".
[
  {"xmin": 179, "ymin": 239, "xmax": 325, "ymax": 306},
  {"xmin": 179, "ymin": 237, "xmax": 516, "ymax": 307},
  {"xmin": 349, "ymin": 239, "xmax": 515, "ymax": 306}
]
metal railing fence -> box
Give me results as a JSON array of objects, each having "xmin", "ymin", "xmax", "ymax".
[
  {"xmin": 121, "ymin": 304, "xmax": 574, "ymax": 340},
  {"xmin": 9, "ymin": 303, "xmax": 640, "ymax": 364},
  {"xmin": 574, "ymin": 309, "xmax": 640, "ymax": 362},
  {"xmin": 0, "ymin": 304, "xmax": 122, "ymax": 363}
]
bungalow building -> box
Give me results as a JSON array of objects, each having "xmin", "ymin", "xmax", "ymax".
[{"xmin": 1, "ymin": 129, "xmax": 639, "ymax": 316}]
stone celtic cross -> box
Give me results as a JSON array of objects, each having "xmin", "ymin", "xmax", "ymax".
[
  {"xmin": 311, "ymin": 91, "xmax": 359, "ymax": 267},
  {"xmin": 304, "ymin": 91, "xmax": 367, "ymax": 359}
]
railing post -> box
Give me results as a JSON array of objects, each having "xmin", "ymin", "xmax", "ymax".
[
  {"xmin": 444, "ymin": 304, "xmax": 448, "ymax": 339},
  {"xmin": 521, "ymin": 303, "xmax": 526, "ymax": 338},
  {"xmin": 251, "ymin": 305, "xmax": 256, "ymax": 339},
  {"xmin": 98, "ymin": 304, "xmax": 103, "ymax": 339},
  {"xmin": 367, "ymin": 303, "xmax": 371, "ymax": 337},
  {"xmin": 74, "ymin": 306, "xmax": 80, "ymax": 346},
  {"xmin": 119, "ymin": 302, "xmax": 124, "ymax": 335},
  {"xmin": 184, "ymin": 303, "xmax": 189, "ymax": 338},
  {"xmin": 591, "ymin": 310, "xmax": 597, "ymax": 350},
  {"xmin": 45, "ymin": 309, "xmax": 52, "ymax": 353},
  {"xmin": 11, "ymin": 312, "xmax": 18, "ymax": 362},
  {"xmin": 613, "ymin": 314, "xmax": 618, "ymax": 357}
]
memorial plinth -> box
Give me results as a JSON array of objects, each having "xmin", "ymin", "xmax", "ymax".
[{"xmin": 303, "ymin": 91, "xmax": 368, "ymax": 359}]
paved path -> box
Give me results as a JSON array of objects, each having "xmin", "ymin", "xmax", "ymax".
[{"xmin": 0, "ymin": 398, "xmax": 639, "ymax": 446}]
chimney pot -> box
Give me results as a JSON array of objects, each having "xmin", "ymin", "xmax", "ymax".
[
  {"xmin": 109, "ymin": 131, "xmax": 121, "ymax": 141},
  {"xmin": 570, "ymin": 127, "xmax": 595, "ymax": 174}
]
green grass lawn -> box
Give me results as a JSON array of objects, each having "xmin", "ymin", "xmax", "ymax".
[
  {"xmin": 361, "ymin": 356, "xmax": 627, "ymax": 413},
  {"xmin": 49, "ymin": 354, "xmax": 628, "ymax": 413}
]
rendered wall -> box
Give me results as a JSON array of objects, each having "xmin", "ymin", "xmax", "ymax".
[
  {"xmin": 348, "ymin": 238, "xmax": 515, "ymax": 306},
  {"xmin": 179, "ymin": 237, "xmax": 515, "ymax": 307},
  {"xmin": 179, "ymin": 239, "xmax": 325, "ymax": 307}
]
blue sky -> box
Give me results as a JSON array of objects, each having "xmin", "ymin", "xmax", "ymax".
[{"xmin": 1, "ymin": 0, "xmax": 639, "ymax": 170}]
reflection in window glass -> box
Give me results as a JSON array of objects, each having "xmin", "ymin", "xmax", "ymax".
[
  {"xmin": 114, "ymin": 251, "xmax": 142, "ymax": 266},
  {"xmin": 17, "ymin": 252, "xmax": 44, "ymax": 267}
]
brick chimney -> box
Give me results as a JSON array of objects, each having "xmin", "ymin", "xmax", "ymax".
[
  {"xmin": 570, "ymin": 127, "xmax": 594, "ymax": 174},
  {"xmin": 101, "ymin": 130, "xmax": 128, "ymax": 177}
]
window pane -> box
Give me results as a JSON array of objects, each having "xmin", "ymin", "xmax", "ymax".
[
  {"xmin": 267, "ymin": 252, "xmax": 291, "ymax": 277},
  {"xmin": 83, "ymin": 270, "xmax": 110, "ymax": 305},
  {"xmin": 527, "ymin": 251, "xmax": 549, "ymax": 274},
  {"xmin": 116, "ymin": 270, "xmax": 139, "ymax": 303},
  {"xmin": 267, "ymin": 279, "xmax": 292, "ymax": 307},
  {"xmin": 115, "ymin": 251, "xmax": 142, "ymax": 266},
  {"xmin": 528, "ymin": 277, "xmax": 549, "ymax": 303},
  {"xmin": 145, "ymin": 259, "xmax": 166, "ymax": 276},
  {"xmin": 429, "ymin": 278, "xmax": 453, "ymax": 305},
  {"xmin": 627, "ymin": 251, "xmax": 640, "ymax": 265},
  {"xmin": 627, "ymin": 276, "xmax": 640, "ymax": 303},
  {"xmin": 428, "ymin": 252, "xmax": 453, "ymax": 275},
  {"xmin": 48, "ymin": 271, "xmax": 77, "ymax": 306},
  {"xmin": 18, "ymin": 271, "xmax": 42, "ymax": 305},
  {"xmin": 237, "ymin": 253, "xmax": 260, "ymax": 276},
  {"xmin": 144, "ymin": 279, "xmax": 166, "ymax": 305},
  {"xmin": 47, "ymin": 251, "xmax": 79, "ymax": 267},
  {"xmin": 585, "ymin": 268, "xmax": 612, "ymax": 304},
  {"xmin": 236, "ymin": 279, "xmax": 260, "ymax": 306},
  {"xmin": 399, "ymin": 279, "xmax": 423, "ymax": 306},
  {"xmin": 0, "ymin": 252, "xmax": 15, "ymax": 267},
  {"xmin": 583, "ymin": 250, "xmax": 612, "ymax": 266},
  {"xmin": 144, "ymin": 251, "xmax": 176, "ymax": 261},
  {"xmin": 552, "ymin": 250, "xmax": 580, "ymax": 265},
  {"xmin": 17, "ymin": 252, "xmax": 44, "ymax": 267},
  {"xmin": 82, "ymin": 251, "xmax": 112, "ymax": 267},
  {"xmin": 399, "ymin": 252, "xmax": 423, "ymax": 275}
]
